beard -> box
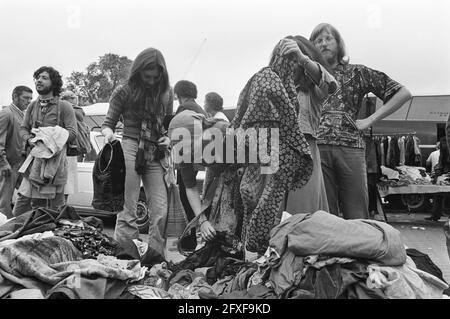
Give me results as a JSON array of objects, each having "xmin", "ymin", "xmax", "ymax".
[
  {"xmin": 322, "ymin": 50, "xmax": 338, "ymax": 66},
  {"xmin": 36, "ymin": 86, "xmax": 52, "ymax": 95}
]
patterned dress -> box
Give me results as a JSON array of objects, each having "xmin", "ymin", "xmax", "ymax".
[{"xmin": 230, "ymin": 41, "xmax": 313, "ymax": 254}]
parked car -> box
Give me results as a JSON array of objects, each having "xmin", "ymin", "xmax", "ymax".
[{"xmin": 67, "ymin": 103, "xmax": 205, "ymax": 232}]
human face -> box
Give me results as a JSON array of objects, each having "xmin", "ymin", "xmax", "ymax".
[
  {"xmin": 313, "ymin": 30, "xmax": 338, "ymax": 64},
  {"xmin": 140, "ymin": 68, "xmax": 161, "ymax": 88},
  {"xmin": 34, "ymin": 71, "xmax": 53, "ymax": 96},
  {"xmin": 14, "ymin": 91, "xmax": 33, "ymax": 110}
]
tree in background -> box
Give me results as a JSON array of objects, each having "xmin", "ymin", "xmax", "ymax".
[{"xmin": 65, "ymin": 53, "xmax": 132, "ymax": 105}]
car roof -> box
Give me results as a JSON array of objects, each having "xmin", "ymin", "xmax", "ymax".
[{"xmin": 82, "ymin": 103, "xmax": 109, "ymax": 116}]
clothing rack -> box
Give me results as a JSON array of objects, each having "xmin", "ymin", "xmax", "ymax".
[{"xmin": 364, "ymin": 131, "xmax": 416, "ymax": 138}]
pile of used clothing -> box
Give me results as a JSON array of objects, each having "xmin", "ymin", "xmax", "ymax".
[
  {"xmin": 2, "ymin": 207, "xmax": 448, "ymax": 299},
  {"xmin": 378, "ymin": 165, "xmax": 432, "ymax": 187},
  {"xmin": 436, "ymin": 173, "xmax": 450, "ymax": 186},
  {"xmin": 124, "ymin": 211, "xmax": 449, "ymax": 299},
  {"xmin": 0, "ymin": 206, "xmax": 147, "ymax": 299}
]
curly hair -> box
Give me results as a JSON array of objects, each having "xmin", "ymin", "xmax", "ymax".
[{"xmin": 33, "ymin": 66, "xmax": 63, "ymax": 96}]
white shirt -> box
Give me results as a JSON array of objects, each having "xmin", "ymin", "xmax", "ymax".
[
  {"xmin": 426, "ymin": 150, "xmax": 440, "ymax": 173},
  {"xmin": 213, "ymin": 111, "xmax": 229, "ymax": 122}
]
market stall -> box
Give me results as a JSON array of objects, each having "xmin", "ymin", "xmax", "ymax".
[
  {"xmin": 364, "ymin": 129, "xmax": 450, "ymax": 221},
  {"xmin": 376, "ymin": 183, "xmax": 450, "ymax": 222}
]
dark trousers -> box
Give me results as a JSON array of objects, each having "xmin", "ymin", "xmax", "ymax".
[
  {"xmin": 177, "ymin": 171, "xmax": 197, "ymax": 250},
  {"xmin": 319, "ymin": 145, "xmax": 369, "ymax": 219}
]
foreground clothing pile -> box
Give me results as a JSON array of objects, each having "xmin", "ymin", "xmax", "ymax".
[
  {"xmin": 126, "ymin": 211, "xmax": 449, "ymax": 299},
  {"xmin": 0, "ymin": 206, "xmax": 146, "ymax": 299},
  {"xmin": 0, "ymin": 208, "xmax": 448, "ymax": 299}
]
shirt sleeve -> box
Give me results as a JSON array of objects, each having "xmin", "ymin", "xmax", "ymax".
[
  {"xmin": 307, "ymin": 63, "xmax": 339, "ymax": 101},
  {"xmin": 102, "ymin": 86, "xmax": 127, "ymax": 132},
  {"xmin": 0, "ymin": 111, "xmax": 10, "ymax": 167},
  {"xmin": 60, "ymin": 102, "xmax": 77, "ymax": 143},
  {"xmin": 20, "ymin": 103, "xmax": 34, "ymax": 144},
  {"xmin": 178, "ymin": 164, "xmax": 198, "ymax": 189},
  {"xmin": 359, "ymin": 65, "xmax": 404, "ymax": 103}
]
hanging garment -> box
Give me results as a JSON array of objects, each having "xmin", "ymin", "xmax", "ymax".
[
  {"xmin": 379, "ymin": 138, "xmax": 386, "ymax": 167},
  {"xmin": 398, "ymin": 136, "xmax": 406, "ymax": 166},
  {"xmin": 413, "ymin": 136, "xmax": 422, "ymax": 166},
  {"xmin": 365, "ymin": 136, "xmax": 379, "ymax": 174},
  {"xmin": 92, "ymin": 140, "xmax": 126, "ymax": 212},
  {"xmin": 385, "ymin": 136, "xmax": 392, "ymax": 168},
  {"xmin": 387, "ymin": 136, "xmax": 400, "ymax": 169},
  {"xmin": 404, "ymin": 135, "xmax": 415, "ymax": 166}
]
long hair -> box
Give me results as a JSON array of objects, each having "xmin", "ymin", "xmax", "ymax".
[
  {"xmin": 33, "ymin": 66, "xmax": 63, "ymax": 96},
  {"xmin": 289, "ymin": 35, "xmax": 333, "ymax": 74},
  {"xmin": 127, "ymin": 50, "xmax": 169, "ymax": 110},
  {"xmin": 309, "ymin": 23, "xmax": 347, "ymax": 64},
  {"xmin": 282, "ymin": 35, "xmax": 333, "ymax": 92}
]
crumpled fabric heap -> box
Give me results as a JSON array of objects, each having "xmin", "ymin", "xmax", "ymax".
[
  {"xmin": 53, "ymin": 225, "xmax": 118, "ymax": 259},
  {"xmin": 367, "ymin": 256, "xmax": 449, "ymax": 299}
]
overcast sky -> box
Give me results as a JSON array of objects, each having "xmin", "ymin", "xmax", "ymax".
[{"xmin": 1, "ymin": 0, "xmax": 449, "ymax": 107}]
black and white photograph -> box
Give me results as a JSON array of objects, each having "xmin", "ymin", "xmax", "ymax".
[{"xmin": 0, "ymin": 0, "xmax": 449, "ymax": 305}]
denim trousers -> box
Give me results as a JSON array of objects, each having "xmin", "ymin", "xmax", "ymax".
[
  {"xmin": 114, "ymin": 138, "xmax": 168, "ymax": 259},
  {"xmin": 31, "ymin": 192, "xmax": 65, "ymax": 211},
  {"xmin": 319, "ymin": 145, "xmax": 369, "ymax": 219},
  {"xmin": 12, "ymin": 192, "xmax": 32, "ymax": 217}
]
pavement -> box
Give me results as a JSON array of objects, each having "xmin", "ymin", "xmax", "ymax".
[{"xmin": 378, "ymin": 210, "xmax": 450, "ymax": 283}]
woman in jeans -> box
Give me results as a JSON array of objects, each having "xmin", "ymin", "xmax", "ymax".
[{"xmin": 102, "ymin": 48, "xmax": 173, "ymax": 260}]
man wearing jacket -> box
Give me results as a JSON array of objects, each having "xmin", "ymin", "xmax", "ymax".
[
  {"xmin": 0, "ymin": 86, "xmax": 33, "ymax": 218},
  {"xmin": 20, "ymin": 66, "xmax": 77, "ymax": 210}
]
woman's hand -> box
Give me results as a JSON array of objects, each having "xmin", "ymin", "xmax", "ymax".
[
  {"xmin": 157, "ymin": 136, "xmax": 170, "ymax": 148},
  {"xmin": 280, "ymin": 38, "xmax": 305, "ymax": 60},
  {"xmin": 102, "ymin": 127, "xmax": 115, "ymax": 143},
  {"xmin": 200, "ymin": 220, "xmax": 216, "ymax": 242},
  {"xmin": 356, "ymin": 118, "xmax": 373, "ymax": 131}
]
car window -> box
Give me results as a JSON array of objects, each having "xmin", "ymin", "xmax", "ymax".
[
  {"xmin": 83, "ymin": 115, "xmax": 103, "ymax": 131},
  {"xmin": 79, "ymin": 115, "xmax": 123, "ymax": 163}
]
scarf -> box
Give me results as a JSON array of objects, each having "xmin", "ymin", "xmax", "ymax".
[
  {"xmin": 135, "ymin": 92, "xmax": 170, "ymax": 175},
  {"xmin": 231, "ymin": 40, "xmax": 312, "ymax": 190}
]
